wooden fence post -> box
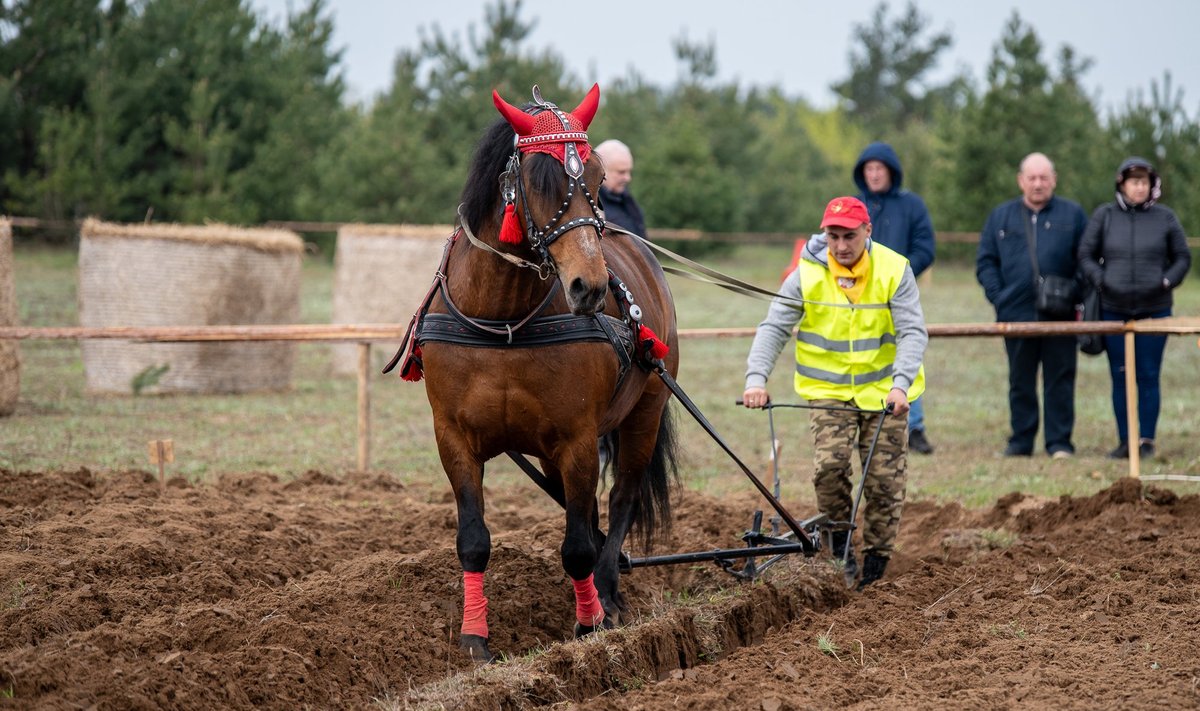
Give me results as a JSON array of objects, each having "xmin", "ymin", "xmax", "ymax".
[
  {"xmin": 357, "ymin": 342, "xmax": 371, "ymax": 471},
  {"xmin": 1125, "ymin": 328, "xmax": 1139, "ymax": 479}
]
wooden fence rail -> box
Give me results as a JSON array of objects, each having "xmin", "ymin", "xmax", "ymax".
[{"xmin": 4, "ymin": 318, "xmax": 1199, "ymax": 478}]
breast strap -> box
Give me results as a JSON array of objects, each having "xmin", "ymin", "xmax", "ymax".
[
  {"xmin": 417, "ymin": 312, "xmax": 632, "ymax": 350},
  {"xmin": 383, "ymin": 226, "xmax": 640, "ymax": 393}
]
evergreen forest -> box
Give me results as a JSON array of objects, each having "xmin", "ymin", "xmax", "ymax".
[{"xmin": 3, "ymin": 0, "xmax": 1198, "ymax": 243}]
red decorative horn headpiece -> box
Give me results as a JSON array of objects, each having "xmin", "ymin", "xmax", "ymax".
[{"xmin": 492, "ymin": 84, "xmax": 600, "ymax": 178}]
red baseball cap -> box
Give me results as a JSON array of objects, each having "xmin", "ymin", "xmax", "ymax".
[{"xmin": 820, "ymin": 196, "xmax": 871, "ymax": 229}]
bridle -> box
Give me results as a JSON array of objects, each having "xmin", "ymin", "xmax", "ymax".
[{"xmin": 492, "ymin": 86, "xmax": 606, "ymax": 276}]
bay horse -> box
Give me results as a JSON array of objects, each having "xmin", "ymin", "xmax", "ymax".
[{"xmin": 390, "ymin": 84, "xmax": 679, "ymax": 662}]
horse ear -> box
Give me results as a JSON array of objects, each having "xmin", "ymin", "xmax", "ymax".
[
  {"xmin": 492, "ymin": 89, "xmax": 536, "ymax": 135},
  {"xmin": 571, "ymin": 83, "xmax": 600, "ymax": 130}
]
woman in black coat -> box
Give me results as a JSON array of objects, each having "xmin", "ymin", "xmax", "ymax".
[{"xmin": 1078, "ymin": 157, "xmax": 1191, "ymax": 459}]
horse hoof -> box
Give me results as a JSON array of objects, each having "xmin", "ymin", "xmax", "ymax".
[
  {"xmin": 459, "ymin": 634, "xmax": 496, "ymax": 664},
  {"xmin": 574, "ymin": 614, "xmax": 617, "ymax": 638}
]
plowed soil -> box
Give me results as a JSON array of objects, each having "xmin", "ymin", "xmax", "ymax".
[{"xmin": 1, "ymin": 469, "xmax": 1197, "ymax": 709}]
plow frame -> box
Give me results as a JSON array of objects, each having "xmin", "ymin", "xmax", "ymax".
[{"xmin": 508, "ymin": 363, "xmax": 893, "ymax": 582}]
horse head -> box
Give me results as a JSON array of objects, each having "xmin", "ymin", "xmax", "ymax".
[{"xmin": 493, "ymin": 84, "xmax": 608, "ymax": 316}]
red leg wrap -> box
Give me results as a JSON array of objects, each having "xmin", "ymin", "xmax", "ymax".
[
  {"xmin": 572, "ymin": 574, "xmax": 606, "ymax": 627},
  {"xmin": 461, "ymin": 571, "xmax": 489, "ymax": 638}
]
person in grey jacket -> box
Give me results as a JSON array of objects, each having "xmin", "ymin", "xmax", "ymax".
[
  {"xmin": 976, "ymin": 152, "xmax": 1088, "ymax": 458},
  {"xmin": 854, "ymin": 141, "xmax": 937, "ymax": 454},
  {"xmin": 743, "ymin": 196, "xmax": 927, "ymax": 591},
  {"xmin": 1077, "ymin": 157, "xmax": 1191, "ymax": 459}
]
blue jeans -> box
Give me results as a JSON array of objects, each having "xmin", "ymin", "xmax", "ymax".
[
  {"xmin": 1102, "ymin": 307, "xmax": 1171, "ymax": 443},
  {"xmin": 908, "ymin": 394, "xmax": 925, "ymax": 432}
]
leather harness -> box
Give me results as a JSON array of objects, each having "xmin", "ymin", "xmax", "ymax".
[{"xmin": 382, "ymin": 227, "xmax": 644, "ymax": 392}]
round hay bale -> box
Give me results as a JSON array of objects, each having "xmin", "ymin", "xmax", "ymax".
[
  {"xmin": 78, "ymin": 219, "xmax": 303, "ymax": 394},
  {"xmin": 0, "ymin": 217, "xmax": 18, "ymax": 416},
  {"xmin": 330, "ymin": 223, "xmax": 451, "ymax": 375}
]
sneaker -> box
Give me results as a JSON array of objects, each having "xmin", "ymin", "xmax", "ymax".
[
  {"xmin": 1050, "ymin": 449, "xmax": 1073, "ymax": 460},
  {"xmin": 908, "ymin": 429, "xmax": 934, "ymax": 455},
  {"xmin": 1003, "ymin": 443, "xmax": 1033, "ymax": 457},
  {"xmin": 1139, "ymin": 440, "xmax": 1155, "ymax": 459},
  {"xmin": 1107, "ymin": 442, "xmax": 1129, "ymax": 460}
]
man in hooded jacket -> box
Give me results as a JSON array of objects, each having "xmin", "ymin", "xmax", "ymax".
[{"xmin": 854, "ymin": 142, "xmax": 937, "ymax": 454}]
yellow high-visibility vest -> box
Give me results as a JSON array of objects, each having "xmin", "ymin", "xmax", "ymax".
[{"xmin": 794, "ymin": 244, "xmax": 925, "ymax": 409}]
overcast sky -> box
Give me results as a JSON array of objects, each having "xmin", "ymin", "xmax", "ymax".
[{"xmin": 250, "ymin": 0, "xmax": 1199, "ymax": 114}]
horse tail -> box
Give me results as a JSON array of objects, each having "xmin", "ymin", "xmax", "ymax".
[{"xmin": 632, "ymin": 401, "xmax": 680, "ymax": 549}]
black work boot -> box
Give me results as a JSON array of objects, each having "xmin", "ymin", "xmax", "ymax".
[
  {"xmin": 829, "ymin": 531, "xmax": 858, "ymax": 586},
  {"xmin": 857, "ymin": 554, "xmax": 889, "ymax": 591},
  {"xmin": 908, "ymin": 428, "xmax": 934, "ymax": 455}
]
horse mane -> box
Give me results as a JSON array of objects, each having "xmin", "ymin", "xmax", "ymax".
[
  {"xmin": 460, "ymin": 112, "xmax": 573, "ymax": 235},
  {"xmin": 460, "ymin": 118, "xmax": 515, "ymax": 234}
]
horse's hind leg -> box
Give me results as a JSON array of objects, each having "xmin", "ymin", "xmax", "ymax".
[
  {"xmin": 436, "ymin": 431, "xmax": 494, "ymax": 663},
  {"xmin": 595, "ymin": 396, "xmax": 675, "ymax": 626}
]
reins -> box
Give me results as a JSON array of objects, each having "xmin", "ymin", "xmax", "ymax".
[
  {"xmin": 458, "ymin": 204, "xmax": 556, "ymax": 280},
  {"xmin": 604, "ymin": 224, "xmax": 890, "ymax": 311}
]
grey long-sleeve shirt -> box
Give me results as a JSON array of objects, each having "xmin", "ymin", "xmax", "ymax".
[{"xmin": 744, "ymin": 234, "xmax": 928, "ymax": 394}]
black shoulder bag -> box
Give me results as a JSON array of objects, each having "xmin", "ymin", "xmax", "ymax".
[{"xmin": 1025, "ymin": 211, "xmax": 1078, "ymax": 320}]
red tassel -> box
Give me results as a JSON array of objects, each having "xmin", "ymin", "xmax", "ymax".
[
  {"xmin": 499, "ymin": 203, "xmax": 523, "ymax": 244},
  {"xmin": 399, "ymin": 344, "xmax": 424, "ymax": 382},
  {"xmin": 638, "ymin": 325, "xmax": 669, "ymax": 360}
]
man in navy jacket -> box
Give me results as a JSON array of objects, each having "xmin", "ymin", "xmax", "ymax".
[
  {"xmin": 596, "ymin": 139, "xmax": 646, "ymax": 238},
  {"xmin": 976, "ymin": 152, "xmax": 1088, "ymax": 458},
  {"xmin": 855, "ymin": 142, "xmax": 937, "ymax": 454}
]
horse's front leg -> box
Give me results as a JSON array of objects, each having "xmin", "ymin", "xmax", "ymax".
[
  {"xmin": 437, "ymin": 430, "xmax": 494, "ymax": 663},
  {"xmin": 554, "ymin": 438, "xmax": 607, "ymax": 637},
  {"xmin": 593, "ymin": 434, "xmax": 637, "ymax": 626}
]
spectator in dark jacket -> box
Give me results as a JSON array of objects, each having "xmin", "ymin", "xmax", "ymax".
[
  {"xmin": 1077, "ymin": 157, "xmax": 1191, "ymax": 460},
  {"xmin": 595, "ymin": 139, "xmax": 646, "ymax": 238},
  {"xmin": 976, "ymin": 152, "xmax": 1088, "ymax": 458},
  {"xmin": 854, "ymin": 142, "xmax": 937, "ymax": 455}
]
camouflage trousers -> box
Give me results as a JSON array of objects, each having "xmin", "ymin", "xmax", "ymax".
[{"xmin": 808, "ymin": 398, "xmax": 908, "ymax": 558}]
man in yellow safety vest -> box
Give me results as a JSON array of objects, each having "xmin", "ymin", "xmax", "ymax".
[{"xmin": 742, "ymin": 196, "xmax": 928, "ymax": 590}]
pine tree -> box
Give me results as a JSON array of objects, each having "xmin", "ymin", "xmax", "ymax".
[{"xmin": 936, "ymin": 13, "xmax": 1106, "ymax": 230}]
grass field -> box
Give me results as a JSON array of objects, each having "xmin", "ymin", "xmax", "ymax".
[{"xmin": 5, "ymin": 243, "xmax": 1199, "ymax": 509}]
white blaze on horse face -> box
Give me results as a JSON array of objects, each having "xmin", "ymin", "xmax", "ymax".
[{"xmin": 577, "ymin": 231, "xmax": 602, "ymax": 259}]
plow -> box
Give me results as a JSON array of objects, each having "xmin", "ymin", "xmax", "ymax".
[{"xmin": 511, "ymin": 363, "xmax": 895, "ymax": 584}]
